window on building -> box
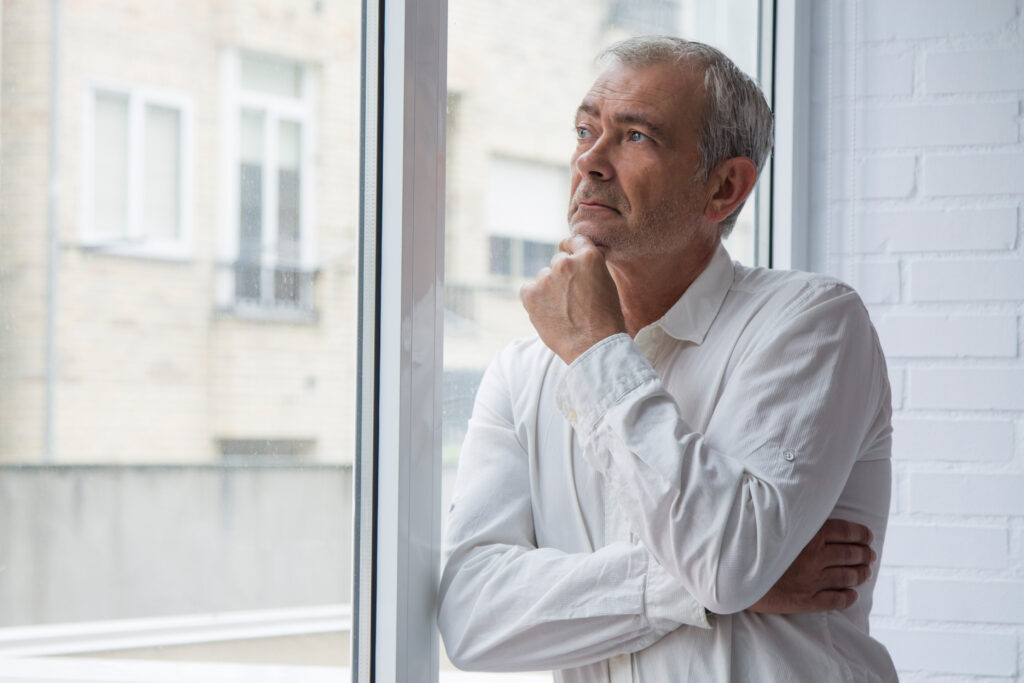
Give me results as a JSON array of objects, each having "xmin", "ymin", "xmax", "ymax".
[
  {"xmin": 82, "ymin": 87, "xmax": 190, "ymax": 256},
  {"xmin": 606, "ymin": 0, "xmax": 680, "ymax": 33},
  {"xmin": 488, "ymin": 235, "xmax": 559, "ymax": 278},
  {"xmin": 224, "ymin": 52, "xmax": 316, "ymax": 315},
  {"xmin": 482, "ymin": 155, "xmax": 568, "ymax": 279}
]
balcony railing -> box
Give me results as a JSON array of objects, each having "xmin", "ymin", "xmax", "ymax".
[{"xmin": 217, "ymin": 261, "xmax": 318, "ymax": 319}]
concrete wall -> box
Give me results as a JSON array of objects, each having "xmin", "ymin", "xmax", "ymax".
[
  {"xmin": 0, "ymin": 465, "xmax": 351, "ymax": 627},
  {"xmin": 807, "ymin": 1, "xmax": 1024, "ymax": 679}
]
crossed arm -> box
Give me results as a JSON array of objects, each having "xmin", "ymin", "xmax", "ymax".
[{"xmin": 438, "ymin": 346, "xmax": 876, "ymax": 671}]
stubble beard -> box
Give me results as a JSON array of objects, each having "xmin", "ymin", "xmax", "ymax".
[{"xmin": 569, "ymin": 182, "xmax": 702, "ymax": 260}]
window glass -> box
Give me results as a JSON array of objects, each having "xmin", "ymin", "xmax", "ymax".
[
  {"xmin": 443, "ymin": 0, "xmax": 765, "ymax": 677},
  {"xmin": 143, "ymin": 104, "xmax": 182, "ymax": 241},
  {"xmin": 93, "ymin": 91, "xmax": 130, "ymax": 238},
  {"xmin": 0, "ymin": 1, "xmax": 360, "ymax": 678},
  {"xmin": 240, "ymin": 52, "xmax": 303, "ymax": 99}
]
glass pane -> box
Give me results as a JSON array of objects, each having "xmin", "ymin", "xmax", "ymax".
[
  {"xmin": 443, "ymin": 0, "xmax": 765, "ymax": 678},
  {"xmin": 92, "ymin": 91, "xmax": 130, "ymax": 238},
  {"xmin": 0, "ymin": 1, "xmax": 361, "ymax": 678},
  {"xmin": 277, "ymin": 119, "xmax": 301, "ymax": 265},
  {"xmin": 143, "ymin": 104, "xmax": 181, "ymax": 242},
  {"xmin": 238, "ymin": 110, "xmax": 264, "ymax": 303},
  {"xmin": 240, "ymin": 53, "xmax": 303, "ymax": 99}
]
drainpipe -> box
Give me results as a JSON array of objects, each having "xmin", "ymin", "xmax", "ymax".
[{"xmin": 44, "ymin": 0, "xmax": 60, "ymax": 463}]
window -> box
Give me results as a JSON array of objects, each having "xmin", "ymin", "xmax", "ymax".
[
  {"xmin": 219, "ymin": 52, "xmax": 316, "ymax": 315},
  {"xmin": 489, "ymin": 236, "xmax": 559, "ymax": 277},
  {"xmin": 1, "ymin": 0, "xmax": 359, "ymax": 679},
  {"xmin": 81, "ymin": 86, "xmax": 191, "ymax": 257}
]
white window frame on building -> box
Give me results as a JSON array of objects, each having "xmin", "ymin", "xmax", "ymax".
[
  {"xmin": 216, "ymin": 49, "xmax": 318, "ymax": 318},
  {"xmin": 79, "ymin": 83, "xmax": 193, "ymax": 259}
]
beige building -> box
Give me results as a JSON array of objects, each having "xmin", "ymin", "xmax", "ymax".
[{"xmin": 1, "ymin": 0, "xmax": 362, "ymax": 463}]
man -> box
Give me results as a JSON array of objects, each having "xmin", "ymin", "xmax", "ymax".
[{"xmin": 439, "ymin": 37, "xmax": 896, "ymax": 681}]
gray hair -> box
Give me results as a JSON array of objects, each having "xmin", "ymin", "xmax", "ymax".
[{"xmin": 599, "ymin": 36, "xmax": 774, "ymax": 237}]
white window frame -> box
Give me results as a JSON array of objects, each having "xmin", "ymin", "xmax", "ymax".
[
  {"xmin": 352, "ymin": 0, "xmax": 446, "ymax": 681},
  {"xmin": 216, "ymin": 49, "xmax": 317, "ymax": 313},
  {"xmin": 769, "ymin": 0, "xmax": 812, "ymax": 270},
  {"xmin": 79, "ymin": 83, "xmax": 193, "ymax": 260}
]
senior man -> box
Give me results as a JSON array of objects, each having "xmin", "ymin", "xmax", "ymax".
[{"xmin": 439, "ymin": 36, "xmax": 897, "ymax": 681}]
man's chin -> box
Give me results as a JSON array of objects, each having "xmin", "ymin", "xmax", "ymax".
[{"xmin": 569, "ymin": 223, "xmax": 611, "ymax": 250}]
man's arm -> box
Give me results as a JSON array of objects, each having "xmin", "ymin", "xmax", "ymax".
[
  {"xmin": 553, "ymin": 285, "xmax": 888, "ymax": 614},
  {"xmin": 438, "ymin": 344, "xmax": 877, "ymax": 671},
  {"xmin": 523, "ymin": 236, "xmax": 888, "ymax": 614},
  {"xmin": 439, "ymin": 350, "xmax": 708, "ymax": 672}
]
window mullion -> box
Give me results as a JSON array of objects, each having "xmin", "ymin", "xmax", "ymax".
[
  {"xmin": 769, "ymin": 0, "xmax": 811, "ymax": 270},
  {"xmin": 359, "ymin": 0, "xmax": 447, "ymax": 680}
]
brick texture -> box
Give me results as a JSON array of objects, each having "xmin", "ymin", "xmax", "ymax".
[{"xmin": 809, "ymin": 0, "xmax": 1024, "ymax": 679}]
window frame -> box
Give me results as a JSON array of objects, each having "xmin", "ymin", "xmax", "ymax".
[
  {"xmin": 216, "ymin": 49, "xmax": 318, "ymax": 315},
  {"xmin": 768, "ymin": 0, "xmax": 812, "ymax": 270},
  {"xmin": 79, "ymin": 82, "xmax": 193, "ymax": 260},
  {"xmin": 353, "ymin": 0, "xmax": 447, "ymax": 681}
]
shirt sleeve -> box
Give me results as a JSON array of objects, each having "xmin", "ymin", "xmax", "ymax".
[
  {"xmin": 438, "ymin": 346, "xmax": 711, "ymax": 673},
  {"xmin": 557, "ymin": 283, "xmax": 889, "ymax": 615}
]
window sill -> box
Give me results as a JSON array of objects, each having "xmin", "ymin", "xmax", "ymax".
[
  {"xmin": 213, "ymin": 305, "xmax": 319, "ymax": 325},
  {"xmin": 78, "ymin": 241, "xmax": 192, "ymax": 263}
]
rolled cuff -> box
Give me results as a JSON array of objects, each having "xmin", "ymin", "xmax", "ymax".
[{"xmin": 645, "ymin": 550, "xmax": 712, "ymax": 631}]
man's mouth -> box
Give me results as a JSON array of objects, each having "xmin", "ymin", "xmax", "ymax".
[{"xmin": 577, "ymin": 200, "xmax": 619, "ymax": 213}]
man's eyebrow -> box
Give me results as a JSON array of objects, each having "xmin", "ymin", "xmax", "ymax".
[
  {"xmin": 573, "ymin": 104, "xmax": 669, "ymax": 141},
  {"xmin": 574, "ymin": 103, "xmax": 598, "ymax": 124}
]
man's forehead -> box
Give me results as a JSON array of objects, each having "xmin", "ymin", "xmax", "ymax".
[{"xmin": 576, "ymin": 61, "xmax": 704, "ymax": 125}]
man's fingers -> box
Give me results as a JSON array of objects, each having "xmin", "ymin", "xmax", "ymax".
[
  {"xmin": 810, "ymin": 589, "xmax": 859, "ymax": 611},
  {"xmin": 550, "ymin": 251, "xmax": 570, "ymax": 271},
  {"xmin": 822, "ymin": 542, "xmax": 875, "ymax": 567},
  {"xmin": 820, "ymin": 518, "xmax": 874, "ymax": 546},
  {"xmin": 820, "ymin": 564, "xmax": 871, "ymax": 590}
]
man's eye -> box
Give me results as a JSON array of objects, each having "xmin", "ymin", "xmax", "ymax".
[
  {"xmin": 628, "ymin": 130, "xmax": 650, "ymax": 142},
  {"xmin": 576, "ymin": 127, "xmax": 593, "ymax": 140}
]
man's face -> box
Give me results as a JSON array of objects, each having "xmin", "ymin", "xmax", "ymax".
[{"xmin": 568, "ymin": 61, "xmax": 713, "ymax": 266}]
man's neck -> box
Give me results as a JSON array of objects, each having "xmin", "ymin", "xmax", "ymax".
[{"xmin": 610, "ymin": 241, "xmax": 719, "ymax": 337}]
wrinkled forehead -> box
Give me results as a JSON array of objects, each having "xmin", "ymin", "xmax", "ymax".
[{"xmin": 579, "ymin": 60, "xmax": 706, "ymax": 131}]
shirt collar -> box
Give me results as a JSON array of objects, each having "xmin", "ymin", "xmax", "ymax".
[{"xmin": 651, "ymin": 243, "xmax": 735, "ymax": 345}]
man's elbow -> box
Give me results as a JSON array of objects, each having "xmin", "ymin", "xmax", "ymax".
[
  {"xmin": 439, "ymin": 627, "xmax": 501, "ymax": 672},
  {"xmin": 679, "ymin": 568, "xmax": 772, "ymax": 616}
]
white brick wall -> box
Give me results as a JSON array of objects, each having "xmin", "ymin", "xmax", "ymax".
[{"xmin": 809, "ymin": 0, "xmax": 1024, "ymax": 679}]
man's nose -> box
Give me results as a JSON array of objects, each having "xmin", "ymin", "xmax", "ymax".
[{"xmin": 574, "ymin": 136, "xmax": 614, "ymax": 180}]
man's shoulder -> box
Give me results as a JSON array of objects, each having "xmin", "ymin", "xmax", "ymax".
[
  {"xmin": 732, "ymin": 261, "xmax": 852, "ymax": 296},
  {"xmin": 729, "ymin": 262, "xmax": 864, "ymax": 318}
]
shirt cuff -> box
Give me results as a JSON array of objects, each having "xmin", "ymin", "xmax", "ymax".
[
  {"xmin": 644, "ymin": 550, "xmax": 712, "ymax": 631},
  {"xmin": 555, "ymin": 333, "xmax": 658, "ymax": 441}
]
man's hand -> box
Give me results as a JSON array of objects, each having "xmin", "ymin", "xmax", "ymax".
[
  {"xmin": 520, "ymin": 235, "xmax": 626, "ymax": 364},
  {"xmin": 749, "ymin": 519, "xmax": 876, "ymax": 614}
]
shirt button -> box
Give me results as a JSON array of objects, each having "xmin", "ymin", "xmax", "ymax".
[
  {"xmin": 783, "ymin": 450, "xmax": 795, "ymax": 462},
  {"xmin": 568, "ymin": 410, "xmax": 578, "ymax": 425}
]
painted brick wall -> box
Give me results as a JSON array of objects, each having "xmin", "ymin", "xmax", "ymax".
[{"xmin": 808, "ymin": 1, "xmax": 1024, "ymax": 680}]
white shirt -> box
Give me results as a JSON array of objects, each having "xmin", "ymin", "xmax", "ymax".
[{"xmin": 438, "ymin": 245, "xmax": 898, "ymax": 682}]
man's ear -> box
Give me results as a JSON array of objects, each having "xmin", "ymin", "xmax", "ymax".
[{"xmin": 703, "ymin": 157, "xmax": 758, "ymax": 223}]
